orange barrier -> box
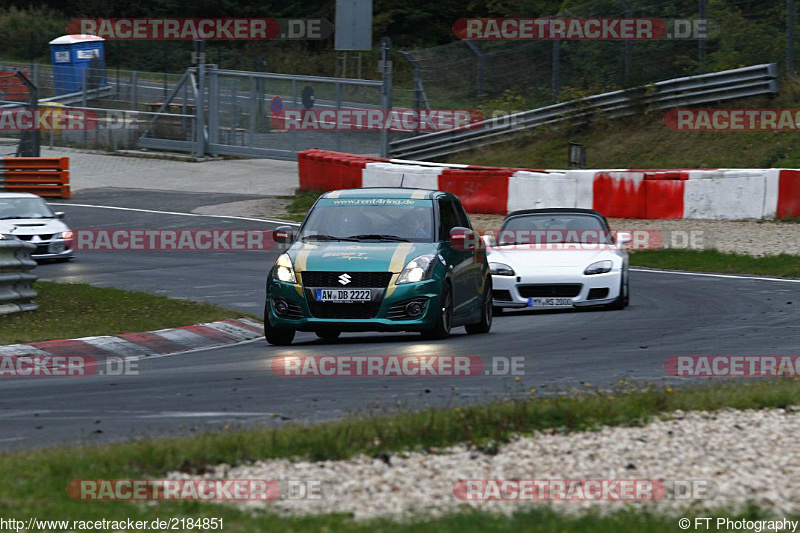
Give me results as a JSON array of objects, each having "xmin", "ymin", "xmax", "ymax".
[{"xmin": 1, "ymin": 157, "xmax": 71, "ymax": 199}]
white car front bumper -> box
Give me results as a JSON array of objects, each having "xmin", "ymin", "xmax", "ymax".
[{"xmin": 491, "ymin": 269, "xmax": 622, "ymax": 309}]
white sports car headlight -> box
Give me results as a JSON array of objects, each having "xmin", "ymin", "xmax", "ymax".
[
  {"xmin": 584, "ymin": 260, "xmax": 613, "ymax": 275},
  {"xmin": 274, "ymin": 253, "xmax": 297, "ymax": 283},
  {"xmin": 489, "ymin": 262, "xmax": 515, "ymax": 276},
  {"xmin": 396, "ymin": 254, "xmax": 436, "ymax": 284}
]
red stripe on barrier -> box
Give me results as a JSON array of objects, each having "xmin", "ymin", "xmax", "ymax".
[
  {"xmin": 644, "ymin": 179, "xmax": 685, "ymax": 219},
  {"xmin": 592, "ymin": 173, "xmax": 646, "ymax": 218},
  {"xmin": 297, "ymin": 150, "xmax": 376, "ymax": 192},
  {"xmin": 778, "ymin": 170, "xmax": 800, "ymax": 219},
  {"xmin": 438, "ymin": 169, "xmax": 511, "ymax": 215}
]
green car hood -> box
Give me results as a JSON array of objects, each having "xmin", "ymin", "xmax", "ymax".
[{"xmin": 286, "ymin": 241, "xmax": 440, "ymax": 273}]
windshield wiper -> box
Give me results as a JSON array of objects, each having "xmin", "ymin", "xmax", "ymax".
[
  {"xmin": 0, "ymin": 216, "xmax": 47, "ymax": 220},
  {"xmin": 301, "ymin": 234, "xmax": 359, "ymax": 242},
  {"xmin": 346, "ymin": 234, "xmax": 410, "ymax": 242}
]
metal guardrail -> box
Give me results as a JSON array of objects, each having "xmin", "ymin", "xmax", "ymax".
[
  {"xmin": 0, "ymin": 233, "xmax": 37, "ymax": 316},
  {"xmin": 390, "ymin": 64, "xmax": 780, "ymax": 160}
]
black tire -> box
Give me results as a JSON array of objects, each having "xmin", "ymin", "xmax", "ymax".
[
  {"xmin": 466, "ymin": 278, "xmax": 493, "ymax": 334},
  {"xmin": 606, "ymin": 271, "xmax": 629, "ymax": 310},
  {"xmin": 264, "ymin": 302, "xmax": 295, "ymax": 345},
  {"xmin": 315, "ymin": 330, "xmax": 341, "ymax": 340},
  {"xmin": 422, "ymin": 282, "xmax": 453, "ymax": 340}
]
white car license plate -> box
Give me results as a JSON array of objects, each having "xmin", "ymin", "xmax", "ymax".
[
  {"xmin": 527, "ymin": 297, "xmax": 573, "ymax": 307},
  {"xmin": 316, "ymin": 289, "xmax": 372, "ymax": 302}
]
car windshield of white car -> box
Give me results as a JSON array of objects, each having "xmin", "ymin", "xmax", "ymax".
[
  {"xmin": 0, "ymin": 198, "xmax": 55, "ymax": 220},
  {"xmin": 499, "ymin": 214, "xmax": 611, "ymax": 245}
]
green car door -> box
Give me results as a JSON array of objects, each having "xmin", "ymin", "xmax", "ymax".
[{"xmin": 437, "ymin": 197, "xmax": 479, "ymax": 320}]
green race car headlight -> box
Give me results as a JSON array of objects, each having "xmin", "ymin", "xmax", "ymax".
[
  {"xmin": 274, "ymin": 253, "xmax": 297, "ymax": 283},
  {"xmin": 396, "ymin": 254, "xmax": 436, "ymax": 284}
]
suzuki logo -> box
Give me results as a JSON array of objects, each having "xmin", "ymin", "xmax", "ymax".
[{"xmin": 338, "ymin": 273, "xmax": 352, "ymax": 285}]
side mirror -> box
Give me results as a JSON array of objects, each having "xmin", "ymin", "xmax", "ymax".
[
  {"xmin": 55, "ymin": 212, "xmax": 65, "ymax": 219},
  {"xmin": 615, "ymin": 231, "xmax": 632, "ymax": 247},
  {"xmin": 273, "ymin": 225, "xmax": 295, "ymax": 245},
  {"xmin": 449, "ymin": 226, "xmax": 477, "ymax": 251},
  {"xmin": 480, "ymin": 233, "xmax": 496, "ymax": 248}
]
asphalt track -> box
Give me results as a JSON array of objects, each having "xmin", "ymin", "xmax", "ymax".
[{"xmin": 2, "ymin": 189, "xmax": 798, "ymax": 449}]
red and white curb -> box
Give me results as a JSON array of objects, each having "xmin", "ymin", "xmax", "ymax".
[{"xmin": 0, "ymin": 318, "xmax": 264, "ymax": 359}]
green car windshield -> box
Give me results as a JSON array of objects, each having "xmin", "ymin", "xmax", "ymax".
[{"xmin": 299, "ymin": 198, "xmax": 435, "ymax": 243}]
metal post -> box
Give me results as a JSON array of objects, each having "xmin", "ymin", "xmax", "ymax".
[
  {"xmin": 789, "ymin": 0, "xmax": 795, "ymax": 75},
  {"xmin": 465, "ymin": 41, "xmax": 484, "ymax": 105},
  {"xmin": 248, "ymin": 76, "xmax": 256, "ymax": 149},
  {"xmin": 291, "ymin": 79, "xmax": 298, "ymax": 153},
  {"xmin": 32, "ymin": 63, "xmax": 39, "ymax": 96},
  {"xmin": 623, "ymin": 0, "xmax": 633, "ymax": 83},
  {"xmin": 131, "ymin": 71, "xmax": 138, "ymax": 110},
  {"xmin": 379, "ymin": 37, "xmax": 392, "ymax": 158},
  {"xmin": 15, "ymin": 72, "xmax": 39, "ymax": 157},
  {"xmin": 335, "ymin": 81, "xmax": 342, "ymax": 152},
  {"xmin": 699, "ymin": 0, "xmax": 707, "ymax": 65},
  {"xmin": 82, "ymin": 67, "xmax": 88, "ymax": 147},
  {"xmin": 552, "ymin": 40, "xmax": 561, "ymax": 101},
  {"xmin": 208, "ymin": 65, "xmax": 219, "ymax": 154},
  {"xmin": 195, "ymin": 41, "xmax": 206, "ymax": 157}
]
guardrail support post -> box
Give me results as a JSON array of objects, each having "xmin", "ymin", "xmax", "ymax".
[{"xmin": 379, "ymin": 37, "xmax": 392, "ymax": 158}]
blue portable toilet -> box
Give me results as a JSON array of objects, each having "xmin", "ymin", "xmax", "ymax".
[{"xmin": 49, "ymin": 34, "xmax": 106, "ymax": 96}]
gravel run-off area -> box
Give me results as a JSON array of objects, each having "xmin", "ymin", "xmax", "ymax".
[{"xmin": 170, "ymin": 408, "xmax": 800, "ymax": 520}]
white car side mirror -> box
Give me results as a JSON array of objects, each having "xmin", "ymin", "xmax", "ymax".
[
  {"xmin": 480, "ymin": 233, "xmax": 496, "ymax": 247},
  {"xmin": 615, "ymin": 232, "xmax": 632, "ymax": 246}
]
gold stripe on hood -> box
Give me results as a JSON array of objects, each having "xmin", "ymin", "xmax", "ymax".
[
  {"xmin": 293, "ymin": 243, "xmax": 314, "ymax": 296},
  {"xmin": 384, "ymin": 243, "xmax": 414, "ymax": 298}
]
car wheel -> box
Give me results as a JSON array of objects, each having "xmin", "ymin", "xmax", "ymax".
[
  {"xmin": 606, "ymin": 271, "xmax": 628, "ymax": 310},
  {"xmin": 315, "ymin": 330, "xmax": 341, "ymax": 340},
  {"xmin": 466, "ymin": 278, "xmax": 492, "ymax": 334},
  {"xmin": 264, "ymin": 302, "xmax": 296, "ymax": 345},
  {"xmin": 422, "ymin": 282, "xmax": 453, "ymax": 340}
]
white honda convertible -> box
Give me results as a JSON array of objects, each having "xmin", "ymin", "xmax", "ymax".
[{"xmin": 484, "ymin": 208, "xmax": 630, "ymax": 312}]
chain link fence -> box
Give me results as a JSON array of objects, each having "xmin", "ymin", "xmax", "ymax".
[{"xmin": 398, "ymin": 0, "xmax": 795, "ymax": 110}]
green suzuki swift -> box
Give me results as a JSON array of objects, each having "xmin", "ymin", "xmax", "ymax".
[{"xmin": 264, "ymin": 188, "xmax": 493, "ymax": 345}]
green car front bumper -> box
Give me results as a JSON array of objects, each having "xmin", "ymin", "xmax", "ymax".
[{"xmin": 266, "ymin": 276, "xmax": 443, "ymax": 332}]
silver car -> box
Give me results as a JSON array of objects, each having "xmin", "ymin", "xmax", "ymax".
[{"xmin": 0, "ymin": 192, "xmax": 74, "ymax": 261}]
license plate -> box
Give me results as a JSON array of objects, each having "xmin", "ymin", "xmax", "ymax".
[
  {"xmin": 527, "ymin": 297, "xmax": 573, "ymax": 307},
  {"xmin": 316, "ymin": 289, "xmax": 372, "ymax": 302}
]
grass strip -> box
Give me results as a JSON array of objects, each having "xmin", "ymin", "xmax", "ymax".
[
  {"xmin": 630, "ymin": 249, "xmax": 800, "ymax": 278},
  {"xmin": 0, "ymin": 281, "xmax": 244, "ymax": 344}
]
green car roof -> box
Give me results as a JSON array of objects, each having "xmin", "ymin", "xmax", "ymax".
[{"xmin": 321, "ymin": 187, "xmax": 456, "ymax": 200}]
